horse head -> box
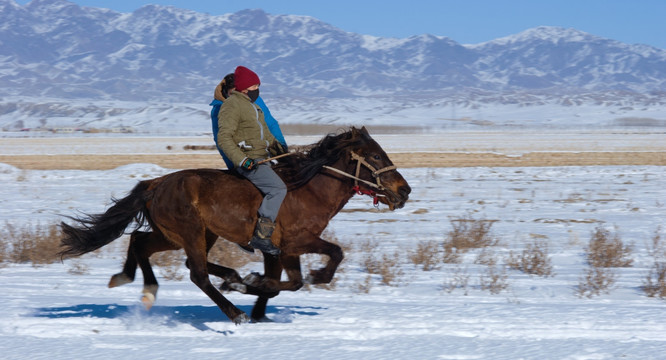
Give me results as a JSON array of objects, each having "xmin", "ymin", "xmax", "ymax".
[
  {"xmin": 277, "ymin": 126, "xmax": 411, "ymax": 210},
  {"xmin": 342, "ymin": 126, "xmax": 411, "ymax": 210}
]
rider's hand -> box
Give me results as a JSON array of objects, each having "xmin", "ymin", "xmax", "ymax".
[
  {"xmin": 269, "ymin": 141, "xmax": 288, "ymax": 156},
  {"xmin": 240, "ymin": 158, "xmax": 256, "ymax": 170}
]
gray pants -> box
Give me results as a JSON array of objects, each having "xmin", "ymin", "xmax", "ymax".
[{"xmin": 238, "ymin": 162, "xmax": 287, "ymax": 222}]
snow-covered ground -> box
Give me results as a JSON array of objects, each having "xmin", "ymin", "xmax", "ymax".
[
  {"xmin": 2, "ymin": 130, "xmax": 665, "ymax": 157},
  {"xmin": 2, "ymin": 93, "xmax": 666, "ymax": 135},
  {"xmin": 1, "ymin": 149, "xmax": 666, "ymax": 359}
]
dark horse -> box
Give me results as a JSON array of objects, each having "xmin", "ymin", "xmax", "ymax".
[{"xmin": 59, "ymin": 127, "xmax": 411, "ymax": 324}]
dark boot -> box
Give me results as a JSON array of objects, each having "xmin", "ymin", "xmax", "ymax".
[{"xmin": 249, "ymin": 217, "xmax": 281, "ymax": 256}]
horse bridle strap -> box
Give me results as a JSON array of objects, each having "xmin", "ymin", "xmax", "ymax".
[{"xmin": 322, "ymin": 151, "xmax": 397, "ymax": 191}]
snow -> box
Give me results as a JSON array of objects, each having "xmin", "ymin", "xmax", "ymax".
[
  {"xmin": 1, "ymin": 135, "xmax": 666, "ymax": 359},
  {"xmin": 470, "ymin": 26, "xmax": 598, "ymax": 47},
  {"xmin": 2, "ymin": 93, "xmax": 666, "ymax": 135}
]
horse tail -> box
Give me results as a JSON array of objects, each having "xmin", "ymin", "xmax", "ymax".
[{"xmin": 58, "ymin": 180, "xmax": 153, "ymax": 259}]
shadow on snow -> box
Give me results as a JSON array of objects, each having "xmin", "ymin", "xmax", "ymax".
[{"xmin": 31, "ymin": 303, "xmax": 325, "ymax": 331}]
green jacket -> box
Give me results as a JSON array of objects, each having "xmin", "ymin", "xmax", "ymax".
[{"xmin": 217, "ymin": 91, "xmax": 276, "ymax": 167}]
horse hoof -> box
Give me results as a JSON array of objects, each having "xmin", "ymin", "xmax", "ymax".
[
  {"xmin": 229, "ymin": 283, "xmax": 247, "ymax": 293},
  {"xmin": 252, "ymin": 316, "xmax": 274, "ymax": 323},
  {"xmin": 242, "ymin": 272, "xmax": 263, "ymax": 287},
  {"xmin": 141, "ymin": 292, "xmax": 155, "ymax": 310},
  {"xmin": 108, "ymin": 273, "xmax": 133, "ymax": 288},
  {"xmin": 233, "ymin": 313, "xmax": 251, "ymax": 325}
]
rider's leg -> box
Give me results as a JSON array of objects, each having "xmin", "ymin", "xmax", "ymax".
[{"xmin": 238, "ymin": 162, "xmax": 286, "ymax": 256}]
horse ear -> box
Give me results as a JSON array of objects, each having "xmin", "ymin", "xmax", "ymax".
[{"xmin": 360, "ymin": 126, "xmax": 370, "ymax": 136}]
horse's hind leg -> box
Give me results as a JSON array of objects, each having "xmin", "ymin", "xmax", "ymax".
[
  {"xmin": 108, "ymin": 231, "xmax": 149, "ymax": 288},
  {"xmin": 109, "ymin": 230, "xmax": 180, "ymax": 309},
  {"xmin": 137, "ymin": 231, "xmax": 180, "ymax": 309}
]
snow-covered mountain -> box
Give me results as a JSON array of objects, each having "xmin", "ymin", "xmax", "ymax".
[
  {"xmin": 1, "ymin": 0, "xmax": 665, "ymax": 102},
  {"xmin": 1, "ymin": 0, "xmax": 665, "ymax": 133}
]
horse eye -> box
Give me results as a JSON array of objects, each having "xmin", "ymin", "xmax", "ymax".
[{"xmin": 373, "ymin": 154, "xmax": 381, "ymax": 161}]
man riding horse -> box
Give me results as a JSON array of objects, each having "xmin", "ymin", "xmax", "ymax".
[
  {"xmin": 216, "ymin": 66, "xmax": 288, "ymax": 256},
  {"xmin": 59, "ymin": 126, "xmax": 412, "ymax": 324}
]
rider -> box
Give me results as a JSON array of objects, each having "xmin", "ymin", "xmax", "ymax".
[
  {"xmin": 216, "ymin": 66, "xmax": 287, "ymax": 256},
  {"xmin": 210, "ymin": 73, "xmax": 287, "ymax": 169}
]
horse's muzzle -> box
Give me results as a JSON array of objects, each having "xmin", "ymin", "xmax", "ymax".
[{"xmin": 382, "ymin": 183, "xmax": 411, "ymax": 210}]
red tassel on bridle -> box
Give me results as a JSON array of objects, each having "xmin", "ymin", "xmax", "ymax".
[
  {"xmin": 352, "ymin": 185, "xmax": 379, "ymax": 206},
  {"xmin": 323, "ymin": 151, "xmax": 396, "ymax": 208}
]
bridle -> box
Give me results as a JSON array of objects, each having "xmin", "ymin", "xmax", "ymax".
[{"xmin": 322, "ymin": 151, "xmax": 398, "ymax": 206}]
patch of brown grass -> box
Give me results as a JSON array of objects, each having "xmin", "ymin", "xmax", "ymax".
[
  {"xmin": 0, "ymin": 230, "xmax": 6, "ymax": 266},
  {"xmin": 642, "ymin": 227, "xmax": 666, "ymax": 299},
  {"xmin": 363, "ymin": 251, "xmax": 404, "ymax": 286},
  {"xmin": 408, "ymin": 240, "xmax": 441, "ymax": 271},
  {"xmin": 443, "ymin": 266, "xmax": 470, "ymax": 295},
  {"xmin": 576, "ymin": 266, "xmax": 617, "ymax": 298},
  {"xmin": 445, "ymin": 216, "xmax": 498, "ymax": 252},
  {"xmin": 507, "ymin": 239, "xmax": 554, "ymax": 277},
  {"xmin": 643, "ymin": 262, "xmax": 666, "ymax": 298},
  {"xmin": 360, "ymin": 240, "xmax": 404, "ymax": 287},
  {"xmin": 0, "ymin": 222, "xmax": 62, "ymax": 266},
  {"xmin": 480, "ymin": 263, "xmax": 510, "ymax": 295},
  {"xmin": 586, "ymin": 227, "xmax": 633, "ymax": 268},
  {"xmin": 67, "ymin": 260, "xmax": 90, "ymax": 275},
  {"xmin": 442, "ymin": 216, "xmax": 498, "ymax": 265},
  {"xmin": 354, "ymin": 275, "xmax": 373, "ymax": 294},
  {"xmin": 576, "ymin": 226, "xmax": 632, "ymax": 298}
]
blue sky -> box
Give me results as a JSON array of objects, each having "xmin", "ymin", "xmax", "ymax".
[{"xmin": 16, "ymin": 0, "xmax": 666, "ymax": 49}]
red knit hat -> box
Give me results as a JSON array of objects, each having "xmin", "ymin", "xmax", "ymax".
[{"xmin": 233, "ymin": 66, "xmax": 260, "ymax": 91}]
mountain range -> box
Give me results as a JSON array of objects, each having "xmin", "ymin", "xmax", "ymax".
[{"xmin": 1, "ymin": 0, "xmax": 665, "ymax": 104}]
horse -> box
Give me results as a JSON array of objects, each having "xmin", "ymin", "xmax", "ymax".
[{"xmin": 58, "ymin": 126, "xmax": 411, "ymax": 324}]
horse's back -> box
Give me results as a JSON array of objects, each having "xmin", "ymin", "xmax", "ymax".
[{"xmin": 153, "ymin": 168, "xmax": 262, "ymax": 208}]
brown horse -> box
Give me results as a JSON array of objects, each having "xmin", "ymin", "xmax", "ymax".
[{"xmin": 59, "ymin": 127, "xmax": 411, "ymax": 324}]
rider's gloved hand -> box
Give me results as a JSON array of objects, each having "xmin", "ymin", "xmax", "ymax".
[
  {"xmin": 240, "ymin": 158, "xmax": 256, "ymax": 170},
  {"xmin": 269, "ymin": 141, "xmax": 288, "ymax": 156}
]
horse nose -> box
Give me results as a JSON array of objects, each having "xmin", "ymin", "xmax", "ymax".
[{"xmin": 399, "ymin": 184, "xmax": 411, "ymax": 200}]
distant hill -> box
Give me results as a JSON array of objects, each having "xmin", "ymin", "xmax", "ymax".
[
  {"xmin": 1, "ymin": 0, "xmax": 665, "ymax": 102},
  {"xmin": 1, "ymin": 0, "xmax": 665, "ymax": 133}
]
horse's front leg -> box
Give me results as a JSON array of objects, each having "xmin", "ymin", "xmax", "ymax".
[
  {"xmin": 252, "ymin": 235, "xmax": 343, "ymax": 287},
  {"xmin": 302, "ymin": 237, "xmax": 343, "ymax": 284},
  {"xmin": 249, "ymin": 255, "xmax": 283, "ymax": 321},
  {"xmin": 242, "ymin": 254, "xmax": 304, "ymax": 292},
  {"xmin": 279, "ymin": 255, "xmax": 305, "ymax": 290},
  {"xmin": 184, "ymin": 259, "xmax": 244, "ymax": 289},
  {"xmin": 188, "ymin": 230, "xmax": 244, "ymax": 288}
]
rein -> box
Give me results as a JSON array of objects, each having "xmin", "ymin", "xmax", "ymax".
[
  {"xmin": 256, "ymin": 152, "xmax": 297, "ymax": 166},
  {"xmin": 322, "ymin": 151, "xmax": 397, "ymax": 205}
]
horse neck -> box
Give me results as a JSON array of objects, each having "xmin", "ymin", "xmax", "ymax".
[{"xmin": 300, "ymin": 158, "xmax": 356, "ymax": 215}]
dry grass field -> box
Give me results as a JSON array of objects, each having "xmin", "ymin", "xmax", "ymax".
[
  {"xmin": 1, "ymin": 151, "xmax": 665, "ymax": 170},
  {"xmin": 1, "ymin": 128, "xmax": 665, "ymax": 169}
]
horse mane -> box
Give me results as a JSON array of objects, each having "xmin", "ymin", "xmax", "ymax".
[{"xmin": 275, "ymin": 127, "xmax": 368, "ymax": 190}]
